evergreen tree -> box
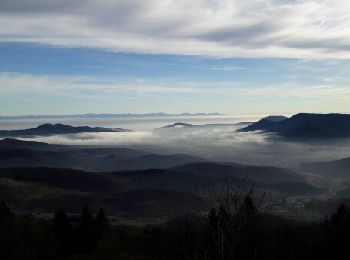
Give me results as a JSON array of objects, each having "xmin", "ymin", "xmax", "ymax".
[
  {"xmin": 238, "ymin": 194, "xmax": 257, "ymax": 217},
  {"xmin": 77, "ymin": 205, "xmax": 96, "ymax": 254},
  {"xmin": 0, "ymin": 201, "xmax": 15, "ymax": 260},
  {"xmin": 331, "ymin": 203, "xmax": 348, "ymax": 225},
  {"xmin": 95, "ymin": 208, "xmax": 110, "ymax": 240},
  {"xmin": 0, "ymin": 201, "xmax": 13, "ymax": 219},
  {"xmin": 52, "ymin": 209, "xmax": 71, "ymax": 237},
  {"xmin": 52, "ymin": 209, "xmax": 72, "ymax": 256},
  {"xmin": 236, "ymin": 195, "xmax": 260, "ymax": 259}
]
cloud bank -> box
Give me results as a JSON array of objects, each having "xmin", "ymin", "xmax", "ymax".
[{"xmin": 1, "ymin": 0, "xmax": 350, "ymax": 58}]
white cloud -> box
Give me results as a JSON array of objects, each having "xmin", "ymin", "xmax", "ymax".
[
  {"xmin": 1, "ymin": 72, "xmax": 350, "ymax": 100},
  {"xmin": 1, "ymin": 0, "xmax": 350, "ymax": 58},
  {"xmin": 221, "ymin": 84, "xmax": 350, "ymax": 100},
  {"xmin": 0, "ymin": 73, "xmax": 199, "ymax": 95}
]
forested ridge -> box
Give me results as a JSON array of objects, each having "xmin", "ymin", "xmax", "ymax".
[{"xmin": 1, "ymin": 197, "xmax": 350, "ymax": 260}]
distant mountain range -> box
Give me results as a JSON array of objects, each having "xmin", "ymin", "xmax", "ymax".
[
  {"xmin": 0, "ymin": 112, "xmax": 223, "ymax": 120},
  {"xmin": 0, "ymin": 123, "xmax": 129, "ymax": 137},
  {"xmin": 238, "ymin": 113, "xmax": 350, "ymax": 139}
]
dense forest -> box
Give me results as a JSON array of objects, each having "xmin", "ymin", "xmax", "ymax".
[{"xmin": 1, "ymin": 195, "xmax": 350, "ymax": 260}]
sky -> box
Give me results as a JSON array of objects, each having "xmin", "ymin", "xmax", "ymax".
[{"xmin": 1, "ymin": 0, "xmax": 350, "ymax": 116}]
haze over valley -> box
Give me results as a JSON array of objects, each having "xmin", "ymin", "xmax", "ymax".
[{"xmin": 1, "ymin": 113, "xmax": 350, "ymax": 221}]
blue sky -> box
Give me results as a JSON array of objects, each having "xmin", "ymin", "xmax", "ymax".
[{"xmin": 0, "ymin": 1, "xmax": 350, "ymax": 116}]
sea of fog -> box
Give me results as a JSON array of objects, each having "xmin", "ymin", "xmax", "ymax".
[{"xmin": 1, "ymin": 115, "xmax": 350, "ymax": 168}]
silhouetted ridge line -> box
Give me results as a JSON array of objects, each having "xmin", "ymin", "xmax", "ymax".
[
  {"xmin": 238, "ymin": 113, "xmax": 350, "ymax": 139},
  {"xmin": 0, "ymin": 123, "xmax": 130, "ymax": 137}
]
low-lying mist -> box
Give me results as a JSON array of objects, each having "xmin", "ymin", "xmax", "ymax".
[{"xmin": 18, "ymin": 123, "xmax": 350, "ymax": 168}]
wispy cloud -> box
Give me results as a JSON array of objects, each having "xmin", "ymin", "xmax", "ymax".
[
  {"xmin": 210, "ymin": 66, "xmax": 245, "ymax": 71},
  {"xmin": 1, "ymin": 0, "xmax": 350, "ymax": 58},
  {"xmin": 224, "ymin": 84, "xmax": 350, "ymax": 100},
  {"xmin": 1, "ymin": 72, "xmax": 350, "ymax": 101},
  {"xmin": 0, "ymin": 73, "xmax": 199, "ymax": 96}
]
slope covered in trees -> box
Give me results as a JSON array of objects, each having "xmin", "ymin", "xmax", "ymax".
[{"xmin": 1, "ymin": 198, "xmax": 350, "ymax": 260}]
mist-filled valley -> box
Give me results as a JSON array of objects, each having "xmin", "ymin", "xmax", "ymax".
[
  {"xmin": 3, "ymin": 114, "xmax": 350, "ymax": 259},
  {"xmin": 7, "ymin": 115, "xmax": 350, "ymax": 168},
  {"xmin": 1, "ymin": 114, "xmax": 350, "ymax": 222}
]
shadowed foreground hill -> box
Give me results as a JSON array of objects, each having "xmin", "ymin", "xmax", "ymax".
[
  {"xmin": 0, "ymin": 167, "xmax": 201, "ymax": 217},
  {"xmin": 301, "ymin": 157, "xmax": 350, "ymax": 178},
  {"xmin": 172, "ymin": 162, "xmax": 304, "ymax": 183},
  {"xmin": 0, "ymin": 162, "xmax": 325, "ymax": 217},
  {"xmin": 171, "ymin": 162, "xmax": 325, "ymax": 196},
  {"xmin": 109, "ymin": 162, "xmax": 323, "ymax": 197},
  {"xmin": 0, "ymin": 138, "xmax": 205, "ymax": 171},
  {"xmin": 0, "ymin": 139, "xmax": 326, "ymax": 218},
  {"xmin": 239, "ymin": 113, "xmax": 350, "ymax": 139},
  {"xmin": 0, "ymin": 167, "xmax": 126, "ymax": 194}
]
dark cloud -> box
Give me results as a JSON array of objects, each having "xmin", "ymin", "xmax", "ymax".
[
  {"xmin": 194, "ymin": 21, "xmax": 282, "ymax": 47},
  {"xmin": 0, "ymin": 0, "xmax": 81, "ymax": 13},
  {"xmin": 281, "ymin": 38, "xmax": 350, "ymax": 52}
]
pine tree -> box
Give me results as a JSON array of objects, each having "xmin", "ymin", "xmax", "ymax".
[
  {"xmin": 52, "ymin": 209, "xmax": 72, "ymax": 256},
  {"xmin": 0, "ymin": 201, "xmax": 15, "ymax": 259},
  {"xmin": 77, "ymin": 205, "xmax": 96, "ymax": 254},
  {"xmin": 331, "ymin": 203, "xmax": 348, "ymax": 225},
  {"xmin": 52, "ymin": 209, "xmax": 71, "ymax": 237},
  {"xmin": 239, "ymin": 194, "xmax": 257, "ymax": 217},
  {"xmin": 95, "ymin": 208, "xmax": 110, "ymax": 239},
  {"xmin": 0, "ymin": 200, "xmax": 13, "ymax": 220}
]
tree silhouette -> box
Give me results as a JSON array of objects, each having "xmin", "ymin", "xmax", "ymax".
[
  {"xmin": 0, "ymin": 201, "xmax": 15, "ymax": 260},
  {"xmin": 52, "ymin": 209, "xmax": 73, "ymax": 256},
  {"xmin": 331, "ymin": 203, "xmax": 349, "ymax": 225},
  {"xmin": 77, "ymin": 205, "xmax": 96, "ymax": 254},
  {"xmin": 238, "ymin": 194, "xmax": 257, "ymax": 217},
  {"xmin": 0, "ymin": 201, "xmax": 13, "ymax": 219},
  {"xmin": 95, "ymin": 208, "xmax": 110, "ymax": 240}
]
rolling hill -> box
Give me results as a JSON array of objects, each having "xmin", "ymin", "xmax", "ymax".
[
  {"xmin": 0, "ymin": 165, "xmax": 324, "ymax": 217},
  {"xmin": 172, "ymin": 162, "xmax": 303, "ymax": 183},
  {"xmin": 0, "ymin": 138, "xmax": 326, "ymax": 218},
  {"xmin": 0, "ymin": 167, "xmax": 201, "ymax": 217},
  {"xmin": 301, "ymin": 157, "xmax": 350, "ymax": 178},
  {"xmin": 0, "ymin": 138, "xmax": 205, "ymax": 171}
]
